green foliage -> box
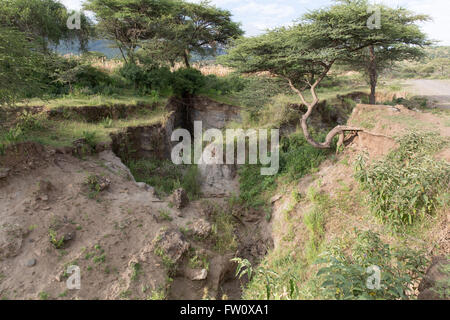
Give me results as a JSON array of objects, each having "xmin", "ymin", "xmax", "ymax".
[
  {"xmin": 171, "ymin": 68, "xmax": 206, "ymax": 97},
  {"xmin": 127, "ymin": 158, "xmax": 200, "ymax": 198},
  {"xmin": 55, "ymin": 61, "xmax": 112, "ymax": 93},
  {"xmin": 48, "ymin": 229, "xmax": 65, "ymax": 249},
  {"xmin": 355, "ymin": 132, "xmax": 450, "ymax": 230},
  {"xmin": 84, "ymin": 0, "xmax": 242, "ymax": 65},
  {"xmin": 279, "ymin": 132, "xmax": 329, "ymax": 181},
  {"xmin": 85, "ymin": 174, "xmax": 102, "ymax": 199},
  {"xmin": 0, "ymin": 0, "xmax": 92, "ymax": 52},
  {"xmin": 232, "ymin": 258, "xmax": 282, "ymax": 300},
  {"xmin": 0, "ymin": 27, "xmax": 45, "ymax": 106},
  {"xmin": 118, "ymin": 63, "xmax": 172, "ymax": 94},
  {"xmin": 304, "ymin": 187, "xmax": 331, "ymax": 264},
  {"xmin": 238, "ymin": 131, "xmax": 331, "ymax": 209},
  {"xmin": 316, "ymin": 230, "xmax": 428, "ymax": 300},
  {"xmin": 203, "ymin": 201, "xmax": 237, "ymax": 253}
]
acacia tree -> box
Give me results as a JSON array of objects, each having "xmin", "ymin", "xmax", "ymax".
[
  {"xmin": 84, "ymin": 0, "xmax": 176, "ymax": 63},
  {"xmin": 0, "ymin": 0, "xmax": 92, "ymax": 53},
  {"xmin": 166, "ymin": 0, "xmax": 243, "ymax": 67},
  {"xmin": 0, "ymin": 27, "xmax": 45, "ymax": 106},
  {"xmin": 332, "ymin": 0, "xmax": 430, "ymax": 104},
  {"xmin": 221, "ymin": 1, "xmax": 431, "ymax": 148}
]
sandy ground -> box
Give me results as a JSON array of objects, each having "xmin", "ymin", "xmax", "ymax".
[{"xmin": 403, "ymin": 79, "xmax": 450, "ymax": 108}]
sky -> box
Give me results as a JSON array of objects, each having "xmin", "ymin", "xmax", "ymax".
[{"xmin": 61, "ymin": 0, "xmax": 450, "ymax": 45}]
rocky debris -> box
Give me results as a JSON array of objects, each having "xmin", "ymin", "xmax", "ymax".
[
  {"xmin": 172, "ymin": 188, "xmax": 188, "ymax": 209},
  {"xmin": 152, "ymin": 229, "xmax": 189, "ymax": 264},
  {"xmin": 97, "ymin": 151, "xmax": 134, "ymax": 181},
  {"xmin": 0, "ymin": 167, "xmax": 10, "ymax": 179},
  {"xmin": 72, "ymin": 138, "xmax": 93, "ymax": 156},
  {"xmin": 96, "ymin": 176, "xmax": 111, "ymax": 192},
  {"xmin": 26, "ymin": 258, "xmax": 37, "ymax": 267},
  {"xmin": 0, "ymin": 223, "xmax": 24, "ymax": 259},
  {"xmin": 135, "ymin": 182, "xmax": 155, "ymax": 194},
  {"xmin": 191, "ymin": 219, "xmax": 212, "ymax": 238},
  {"xmin": 186, "ymin": 268, "xmax": 208, "ymax": 281},
  {"xmin": 418, "ymin": 256, "xmax": 449, "ymax": 300},
  {"xmin": 49, "ymin": 224, "xmax": 76, "ymax": 249},
  {"xmin": 86, "ymin": 175, "xmax": 111, "ymax": 192},
  {"xmin": 35, "ymin": 180, "xmax": 54, "ymax": 201}
]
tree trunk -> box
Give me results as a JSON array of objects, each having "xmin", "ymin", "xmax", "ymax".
[
  {"xmin": 368, "ymin": 45, "xmax": 377, "ymax": 105},
  {"xmin": 183, "ymin": 49, "xmax": 190, "ymax": 68},
  {"xmin": 286, "ymin": 78, "xmax": 362, "ymax": 149}
]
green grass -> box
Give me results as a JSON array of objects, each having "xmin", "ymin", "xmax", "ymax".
[
  {"xmin": 355, "ymin": 131, "xmax": 450, "ymax": 230},
  {"xmin": 16, "ymin": 93, "xmax": 165, "ymax": 109},
  {"xmin": 303, "ymin": 187, "xmax": 331, "ymax": 264},
  {"xmin": 0, "ymin": 106, "xmax": 167, "ymax": 149},
  {"xmin": 127, "ymin": 158, "xmax": 200, "ymax": 198},
  {"xmin": 209, "ymin": 202, "xmax": 238, "ymax": 254}
]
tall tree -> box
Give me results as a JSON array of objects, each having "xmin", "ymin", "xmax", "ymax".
[
  {"xmin": 221, "ymin": 25, "xmax": 363, "ymax": 149},
  {"xmin": 83, "ymin": 0, "xmax": 176, "ymax": 63},
  {"xmin": 327, "ymin": 0, "xmax": 430, "ymax": 104},
  {"xmin": 0, "ymin": 27, "xmax": 45, "ymax": 106},
  {"xmin": 167, "ymin": 0, "xmax": 243, "ymax": 67},
  {"xmin": 0, "ymin": 0, "xmax": 92, "ymax": 53},
  {"xmin": 221, "ymin": 0, "xmax": 431, "ymax": 149}
]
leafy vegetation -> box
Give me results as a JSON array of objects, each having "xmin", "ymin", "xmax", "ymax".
[
  {"xmin": 238, "ymin": 131, "xmax": 331, "ymax": 209},
  {"xmin": 355, "ymin": 132, "xmax": 450, "ymax": 229},
  {"xmin": 127, "ymin": 158, "xmax": 200, "ymax": 199},
  {"xmin": 316, "ymin": 230, "xmax": 428, "ymax": 300}
]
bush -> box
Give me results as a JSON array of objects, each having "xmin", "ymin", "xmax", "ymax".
[
  {"xmin": 279, "ymin": 132, "xmax": 330, "ymax": 181},
  {"xmin": 171, "ymin": 68, "xmax": 206, "ymax": 97},
  {"xmin": 355, "ymin": 132, "xmax": 450, "ymax": 229},
  {"xmin": 127, "ymin": 158, "xmax": 200, "ymax": 198},
  {"xmin": 316, "ymin": 230, "xmax": 428, "ymax": 300},
  {"xmin": 118, "ymin": 63, "xmax": 172, "ymax": 94},
  {"xmin": 201, "ymin": 74, "xmax": 247, "ymax": 95},
  {"xmin": 238, "ymin": 131, "xmax": 331, "ymax": 209}
]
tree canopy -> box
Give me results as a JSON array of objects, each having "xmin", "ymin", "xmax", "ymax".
[
  {"xmin": 0, "ymin": 0, "xmax": 92, "ymax": 52},
  {"xmin": 220, "ymin": 0, "xmax": 431, "ymax": 148},
  {"xmin": 84, "ymin": 0, "xmax": 243, "ymax": 66}
]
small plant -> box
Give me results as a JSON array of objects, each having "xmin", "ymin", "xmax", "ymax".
[
  {"xmin": 158, "ymin": 209, "xmax": 173, "ymax": 221},
  {"xmin": 207, "ymin": 202, "xmax": 237, "ymax": 253},
  {"xmin": 38, "ymin": 291, "xmax": 50, "ymax": 300},
  {"xmin": 188, "ymin": 249, "xmax": 209, "ymax": 270},
  {"xmin": 232, "ymin": 258, "xmax": 285, "ymax": 300},
  {"xmin": 131, "ymin": 262, "xmax": 142, "ymax": 281},
  {"xmin": 101, "ymin": 117, "xmax": 113, "ymax": 128},
  {"xmin": 48, "ymin": 229, "xmax": 65, "ymax": 249},
  {"xmin": 82, "ymin": 131, "xmax": 97, "ymax": 149},
  {"xmin": 85, "ymin": 174, "xmax": 104, "ymax": 199}
]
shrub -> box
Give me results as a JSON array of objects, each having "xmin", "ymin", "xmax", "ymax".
[
  {"xmin": 238, "ymin": 131, "xmax": 331, "ymax": 209},
  {"xmin": 316, "ymin": 230, "xmax": 428, "ymax": 300},
  {"xmin": 279, "ymin": 132, "xmax": 330, "ymax": 181},
  {"xmin": 118, "ymin": 63, "xmax": 172, "ymax": 94},
  {"xmin": 201, "ymin": 74, "xmax": 247, "ymax": 95},
  {"xmin": 127, "ymin": 158, "xmax": 200, "ymax": 198},
  {"xmin": 355, "ymin": 132, "xmax": 450, "ymax": 229},
  {"xmin": 171, "ymin": 68, "xmax": 206, "ymax": 97}
]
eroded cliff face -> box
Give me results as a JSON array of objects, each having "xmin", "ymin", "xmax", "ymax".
[{"xmin": 110, "ymin": 96, "xmax": 242, "ymax": 162}]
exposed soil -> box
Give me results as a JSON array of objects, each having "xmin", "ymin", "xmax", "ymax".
[{"xmin": 0, "ymin": 97, "xmax": 267, "ymax": 300}]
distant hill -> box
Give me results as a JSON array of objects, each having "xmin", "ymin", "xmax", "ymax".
[
  {"xmin": 57, "ymin": 39, "xmax": 226, "ymax": 62},
  {"xmin": 57, "ymin": 39, "xmax": 121, "ymax": 58}
]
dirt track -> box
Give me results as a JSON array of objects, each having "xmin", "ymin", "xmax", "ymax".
[{"xmin": 403, "ymin": 79, "xmax": 450, "ymax": 108}]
